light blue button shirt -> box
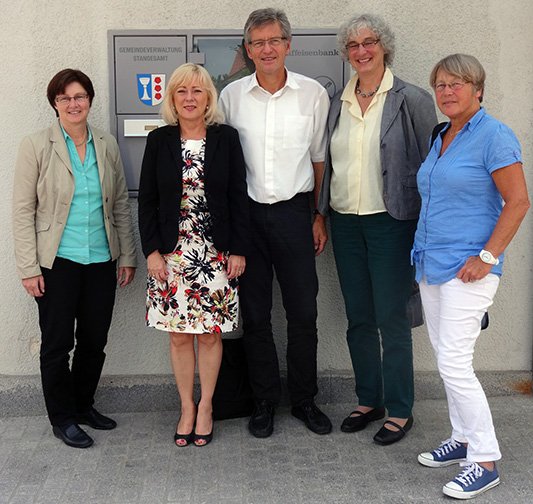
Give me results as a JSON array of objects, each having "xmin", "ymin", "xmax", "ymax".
[
  {"xmin": 56, "ymin": 126, "xmax": 111, "ymax": 264},
  {"xmin": 412, "ymin": 108, "xmax": 522, "ymax": 285}
]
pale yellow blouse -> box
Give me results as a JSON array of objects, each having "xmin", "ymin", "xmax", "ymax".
[{"xmin": 330, "ymin": 67, "xmax": 394, "ymax": 215}]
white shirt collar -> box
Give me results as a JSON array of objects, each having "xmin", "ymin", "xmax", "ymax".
[{"xmin": 246, "ymin": 68, "xmax": 300, "ymax": 95}]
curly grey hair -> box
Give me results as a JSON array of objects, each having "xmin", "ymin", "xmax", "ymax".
[{"xmin": 337, "ymin": 14, "xmax": 395, "ymax": 66}]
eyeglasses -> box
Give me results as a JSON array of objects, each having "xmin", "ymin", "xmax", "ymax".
[
  {"xmin": 345, "ymin": 39, "xmax": 380, "ymax": 51},
  {"xmin": 248, "ymin": 37, "xmax": 287, "ymax": 50},
  {"xmin": 434, "ymin": 81, "xmax": 467, "ymax": 93},
  {"xmin": 55, "ymin": 94, "xmax": 89, "ymax": 106}
]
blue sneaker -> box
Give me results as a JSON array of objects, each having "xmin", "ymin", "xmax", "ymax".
[
  {"xmin": 418, "ymin": 438, "xmax": 467, "ymax": 467},
  {"xmin": 443, "ymin": 462, "xmax": 500, "ymax": 499}
]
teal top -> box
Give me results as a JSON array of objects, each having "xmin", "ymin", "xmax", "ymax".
[{"xmin": 56, "ymin": 126, "xmax": 111, "ymax": 264}]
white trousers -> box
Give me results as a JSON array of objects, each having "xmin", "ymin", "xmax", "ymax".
[{"xmin": 419, "ymin": 275, "xmax": 501, "ymax": 463}]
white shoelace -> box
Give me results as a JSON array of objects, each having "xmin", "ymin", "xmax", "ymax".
[
  {"xmin": 455, "ymin": 463, "xmax": 484, "ymax": 487},
  {"xmin": 435, "ymin": 438, "xmax": 463, "ymax": 457}
]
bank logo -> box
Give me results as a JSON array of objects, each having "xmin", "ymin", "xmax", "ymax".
[
  {"xmin": 137, "ymin": 74, "xmax": 166, "ymax": 106},
  {"xmin": 315, "ymin": 76, "xmax": 336, "ymax": 98}
]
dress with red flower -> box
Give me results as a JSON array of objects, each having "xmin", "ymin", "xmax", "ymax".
[{"xmin": 146, "ymin": 138, "xmax": 239, "ymax": 333}]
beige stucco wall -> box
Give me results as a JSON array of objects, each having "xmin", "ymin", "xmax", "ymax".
[{"xmin": 0, "ymin": 0, "xmax": 531, "ymax": 377}]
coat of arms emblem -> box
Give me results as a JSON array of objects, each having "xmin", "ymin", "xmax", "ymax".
[{"xmin": 137, "ymin": 74, "xmax": 166, "ymax": 106}]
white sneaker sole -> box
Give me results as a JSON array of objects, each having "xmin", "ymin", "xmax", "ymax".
[
  {"xmin": 418, "ymin": 453, "xmax": 467, "ymax": 467},
  {"xmin": 442, "ymin": 477, "xmax": 500, "ymax": 499}
]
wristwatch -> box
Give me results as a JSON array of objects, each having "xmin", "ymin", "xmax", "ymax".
[{"xmin": 479, "ymin": 249, "xmax": 499, "ymax": 265}]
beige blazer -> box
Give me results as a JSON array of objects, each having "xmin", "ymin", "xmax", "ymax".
[{"xmin": 13, "ymin": 121, "xmax": 137, "ymax": 279}]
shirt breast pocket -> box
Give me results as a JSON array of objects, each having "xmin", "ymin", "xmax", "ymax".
[{"xmin": 282, "ymin": 115, "xmax": 312, "ymax": 149}]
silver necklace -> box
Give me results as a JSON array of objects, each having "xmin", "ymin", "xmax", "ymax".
[{"xmin": 355, "ymin": 81, "xmax": 380, "ymax": 98}]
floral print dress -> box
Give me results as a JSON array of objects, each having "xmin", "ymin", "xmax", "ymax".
[{"xmin": 146, "ymin": 138, "xmax": 239, "ymax": 334}]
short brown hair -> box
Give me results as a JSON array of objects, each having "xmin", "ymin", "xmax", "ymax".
[{"xmin": 46, "ymin": 69, "xmax": 95, "ymax": 116}]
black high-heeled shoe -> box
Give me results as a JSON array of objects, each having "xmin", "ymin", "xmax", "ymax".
[
  {"xmin": 174, "ymin": 430, "xmax": 194, "ymax": 447},
  {"xmin": 193, "ymin": 411, "xmax": 214, "ymax": 447},
  {"xmin": 174, "ymin": 414, "xmax": 195, "ymax": 447},
  {"xmin": 193, "ymin": 429, "xmax": 213, "ymax": 447}
]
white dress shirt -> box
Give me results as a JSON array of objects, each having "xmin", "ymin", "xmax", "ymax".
[{"xmin": 219, "ymin": 70, "xmax": 329, "ymax": 204}]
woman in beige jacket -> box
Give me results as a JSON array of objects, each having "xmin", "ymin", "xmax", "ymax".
[{"xmin": 12, "ymin": 68, "xmax": 136, "ymax": 449}]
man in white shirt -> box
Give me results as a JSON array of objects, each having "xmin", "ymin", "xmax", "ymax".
[{"xmin": 219, "ymin": 8, "xmax": 331, "ymax": 438}]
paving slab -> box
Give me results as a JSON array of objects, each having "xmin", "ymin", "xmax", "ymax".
[{"xmin": 0, "ymin": 397, "xmax": 532, "ymax": 504}]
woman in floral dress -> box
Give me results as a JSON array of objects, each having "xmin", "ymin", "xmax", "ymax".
[{"xmin": 138, "ymin": 63, "xmax": 249, "ymax": 447}]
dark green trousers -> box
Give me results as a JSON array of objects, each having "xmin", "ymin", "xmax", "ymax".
[{"xmin": 330, "ymin": 211, "xmax": 416, "ymax": 418}]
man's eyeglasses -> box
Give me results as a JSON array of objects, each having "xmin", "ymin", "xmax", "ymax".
[{"xmin": 248, "ymin": 37, "xmax": 287, "ymax": 50}]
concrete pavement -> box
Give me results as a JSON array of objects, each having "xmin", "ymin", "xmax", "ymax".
[{"xmin": 1, "ymin": 396, "xmax": 532, "ymax": 504}]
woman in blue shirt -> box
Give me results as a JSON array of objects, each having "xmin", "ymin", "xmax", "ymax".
[
  {"xmin": 412, "ymin": 54, "xmax": 529, "ymax": 500},
  {"xmin": 13, "ymin": 69, "xmax": 137, "ymax": 449}
]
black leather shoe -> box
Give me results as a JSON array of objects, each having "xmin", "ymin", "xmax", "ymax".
[
  {"xmin": 291, "ymin": 400, "xmax": 332, "ymax": 435},
  {"xmin": 76, "ymin": 407, "xmax": 117, "ymax": 430},
  {"xmin": 340, "ymin": 406, "xmax": 386, "ymax": 433},
  {"xmin": 248, "ymin": 400, "xmax": 275, "ymax": 438},
  {"xmin": 52, "ymin": 423, "xmax": 94, "ymax": 449},
  {"xmin": 373, "ymin": 416, "xmax": 414, "ymax": 445}
]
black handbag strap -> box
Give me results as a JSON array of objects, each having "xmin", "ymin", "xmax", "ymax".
[{"xmin": 430, "ymin": 122, "xmax": 448, "ymax": 148}]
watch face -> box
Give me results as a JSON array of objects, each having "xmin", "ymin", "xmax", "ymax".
[
  {"xmin": 480, "ymin": 250, "xmax": 497, "ymax": 264},
  {"xmin": 481, "ymin": 252, "xmax": 491, "ymax": 262}
]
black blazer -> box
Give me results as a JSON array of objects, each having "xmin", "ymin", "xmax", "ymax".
[{"xmin": 138, "ymin": 123, "xmax": 250, "ymax": 258}]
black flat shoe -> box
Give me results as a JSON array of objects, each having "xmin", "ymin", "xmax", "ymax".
[
  {"xmin": 53, "ymin": 423, "xmax": 93, "ymax": 449},
  {"xmin": 291, "ymin": 400, "xmax": 332, "ymax": 435},
  {"xmin": 174, "ymin": 430, "xmax": 194, "ymax": 447},
  {"xmin": 373, "ymin": 416, "xmax": 414, "ymax": 445},
  {"xmin": 340, "ymin": 406, "xmax": 386, "ymax": 433},
  {"xmin": 193, "ymin": 430, "xmax": 213, "ymax": 447},
  {"xmin": 249, "ymin": 400, "xmax": 275, "ymax": 438},
  {"xmin": 76, "ymin": 407, "xmax": 117, "ymax": 430}
]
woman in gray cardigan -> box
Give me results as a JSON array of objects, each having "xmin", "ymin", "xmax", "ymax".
[{"xmin": 318, "ymin": 14, "xmax": 437, "ymax": 445}]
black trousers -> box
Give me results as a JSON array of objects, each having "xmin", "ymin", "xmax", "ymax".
[
  {"xmin": 240, "ymin": 193, "xmax": 319, "ymax": 406},
  {"xmin": 36, "ymin": 258, "xmax": 117, "ymax": 426}
]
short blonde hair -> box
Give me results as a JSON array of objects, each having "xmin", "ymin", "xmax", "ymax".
[
  {"xmin": 430, "ymin": 54, "xmax": 486, "ymax": 102},
  {"xmin": 160, "ymin": 63, "xmax": 222, "ymax": 126}
]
